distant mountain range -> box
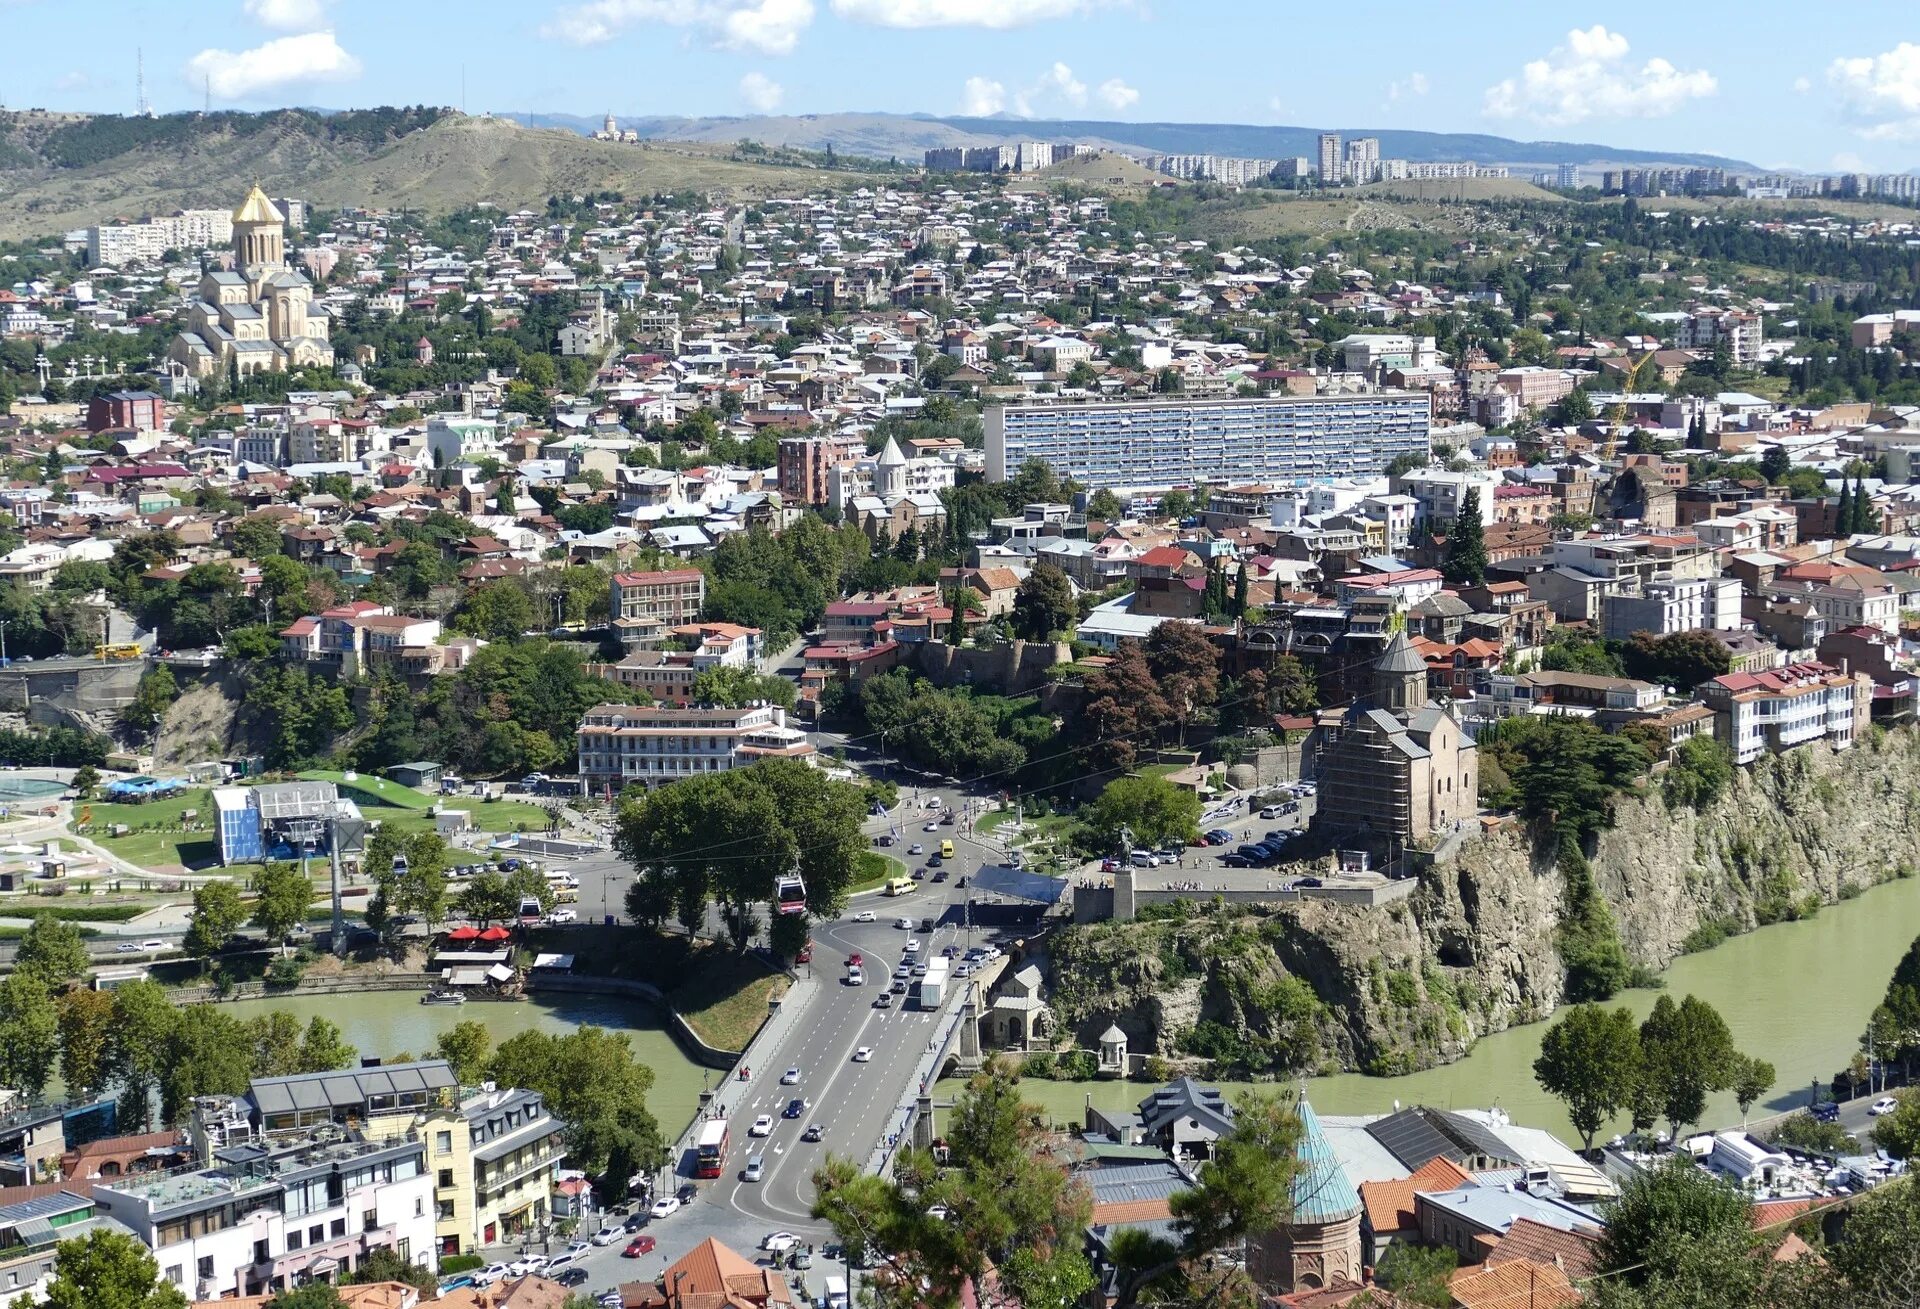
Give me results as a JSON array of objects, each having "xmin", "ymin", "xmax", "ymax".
[{"xmin": 507, "ymin": 110, "xmax": 1758, "ymax": 172}]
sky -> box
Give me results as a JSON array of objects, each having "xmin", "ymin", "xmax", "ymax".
[{"xmin": 5, "ymin": 0, "xmax": 1919, "ymax": 172}]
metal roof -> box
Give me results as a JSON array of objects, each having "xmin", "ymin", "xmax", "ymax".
[
  {"xmin": 248, "ymin": 1059, "xmax": 456, "ymax": 1116},
  {"xmin": 1293, "ymin": 1098, "xmax": 1362, "ymax": 1224},
  {"xmin": 970, "ymin": 863, "xmax": 1068, "ymax": 905}
]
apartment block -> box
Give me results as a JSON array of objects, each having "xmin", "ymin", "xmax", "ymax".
[
  {"xmin": 776, "ymin": 431, "xmax": 865, "ymax": 505},
  {"xmin": 1601, "ymin": 577, "xmax": 1744, "ymax": 642},
  {"xmin": 984, "ymin": 394, "xmax": 1430, "ymax": 491},
  {"xmin": 576, "ymin": 702, "xmax": 815, "ymax": 790},
  {"xmin": 610, "ymin": 569, "xmax": 707, "ymax": 647},
  {"xmin": 1699, "ymin": 662, "xmax": 1866, "ymax": 765}
]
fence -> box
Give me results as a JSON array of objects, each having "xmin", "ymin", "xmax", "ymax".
[{"xmin": 864, "ymin": 995, "xmax": 973, "ymax": 1178}]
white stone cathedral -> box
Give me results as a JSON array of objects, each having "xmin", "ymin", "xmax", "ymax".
[{"xmin": 169, "ymin": 184, "xmax": 333, "ymax": 381}]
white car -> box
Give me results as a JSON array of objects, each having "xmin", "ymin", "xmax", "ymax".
[
  {"xmin": 761, "ymin": 1232, "xmax": 800, "ymax": 1253},
  {"xmin": 902, "ymin": 939, "xmax": 921, "ymax": 954},
  {"xmin": 546, "ymin": 908, "xmax": 578, "ymax": 924},
  {"xmin": 649, "ymin": 1195, "xmax": 682, "ymax": 1219},
  {"xmin": 1871, "ymin": 1097, "xmax": 1899, "ymax": 1116},
  {"xmin": 853, "ymin": 1046, "xmax": 872, "ymax": 1062},
  {"xmin": 114, "ymin": 940, "xmax": 142, "ymax": 952},
  {"xmin": 895, "ymin": 916, "xmax": 913, "ymax": 929},
  {"xmin": 853, "ymin": 910, "xmax": 877, "ymax": 923},
  {"xmin": 749, "ymin": 1115, "xmax": 775, "ymax": 1137},
  {"xmin": 591, "ymin": 1225, "xmax": 622, "ymax": 1246},
  {"xmin": 474, "ymin": 1264, "xmax": 509, "ymax": 1287},
  {"xmin": 923, "ymin": 822, "xmax": 940, "ymax": 832},
  {"xmin": 508, "ymin": 1255, "xmax": 546, "ymax": 1277},
  {"xmin": 781, "ymin": 1067, "xmax": 802, "ymax": 1085},
  {"xmin": 908, "ymin": 843, "xmax": 924, "ymax": 854},
  {"xmin": 744, "ymin": 1155, "xmax": 764, "ymax": 1182},
  {"xmin": 566, "ymin": 1239, "xmax": 591, "ymax": 1256},
  {"xmin": 140, "ymin": 939, "xmax": 167, "ymax": 951}
]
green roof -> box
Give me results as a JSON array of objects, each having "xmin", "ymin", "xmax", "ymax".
[{"xmin": 1291, "ymin": 1098, "xmax": 1361, "ymax": 1224}]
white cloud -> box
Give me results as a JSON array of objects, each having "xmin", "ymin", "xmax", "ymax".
[
  {"xmin": 1482, "ymin": 25, "xmax": 1715, "ymax": 125},
  {"xmin": 243, "ymin": 0, "xmax": 329, "ymax": 30},
  {"xmin": 738, "ymin": 70, "xmax": 784, "ymax": 112},
  {"xmin": 52, "ymin": 70, "xmax": 93, "ymax": 91},
  {"xmin": 1791, "ymin": 76, "xmax": 1812, "ymax": 94},
  {"xmin": 1097, "ymin": 77, "xmax": 1138, "ymax": 111},
  {"xmin": 185, "ymin": 30, "xmax": 361, "ymax": 99},
  {"xmin": 1386, "ymin": 71, "xmax": 1429, "ymax": 103},
  {"xmin": 543, "ymin": 0, "xmax": 815, "ymax": 56},
  {"xmin": 1831, "ymin": 151, "xmax": 1867, "ymax": 172},
  {"xmin": 1827, "ymin": 42, "xmax": 1920, "ymax": 141},
  {"xmin": 1013, "ymin": 61, "xmax": 1085, "ymax": 116},
  {"xmin": 831, "ymin": 0, "xmax": 1089, "ymax": 28},
  {"xmin": 961, "ymin": 76, "xmax": 1006, "ymax": 115}
]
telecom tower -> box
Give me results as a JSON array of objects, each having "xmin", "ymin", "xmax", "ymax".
[{"xmin": 136, "ymin": 48, "xmax": 155, "ymax": 118}]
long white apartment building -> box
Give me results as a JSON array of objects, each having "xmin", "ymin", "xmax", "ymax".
[
  {"xmin": 1699, "ymin": 662, "xmax": 1867, "ymax": 766},
  {"xmin": 576, "ymin": 702, "xmax": 815, "ymax": 791},
  {"xmin": 985, "ymin": 394, "xmax": 1430, "ymax": 492}
]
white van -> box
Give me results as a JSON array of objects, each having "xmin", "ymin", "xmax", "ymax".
[{"xmin": 824, "ymin": 1277, "xmax": 849, "ymax": 1309}]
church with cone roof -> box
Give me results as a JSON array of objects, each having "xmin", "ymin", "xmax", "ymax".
[{"xmin": 169, "ymin": 184, "xmax": 333, "ymax": 382}]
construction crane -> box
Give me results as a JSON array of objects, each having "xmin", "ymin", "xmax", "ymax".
[{"xmin": 1606, "ymin": 352, "xmax": 1658, "ymax": 456}]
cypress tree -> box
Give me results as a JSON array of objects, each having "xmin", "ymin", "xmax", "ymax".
[
  {"xmin": 1834, "ymin": 483, "xmax": 1854, "ymax": 538},
  {"xmin": 1231, "ymin": 564, "xmax": 1249, "ymax": 618},
  {"xmin": 1855, "ymin": 477, "xmax": 1876, "ymax": 533},
  {"xmin": 1443, "ymin": 487, "xmax": 1489, "ymax": 585}
]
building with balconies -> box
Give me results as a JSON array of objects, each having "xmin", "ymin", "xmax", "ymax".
[
  {"xmin": 576, "ymin": 702, "xmax": 815, "ymax": 791},
  {"xmin": 1699, "ymin": 661, "xmax": 1868, "ymax": 765}
]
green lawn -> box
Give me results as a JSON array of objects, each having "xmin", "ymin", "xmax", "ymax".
[
  {"xmin": 848, "ymin": 850, "xmax": 907, "ymax": 894},
  {"xmin": 369, "ymin": 798, "xmax": 555, "ymax": 838},
  {"xmin": 0, "ymin": 903, "xmax": 147, "ymax": 923},
  {"xmin": 673, "ymin": 957, "xmax": 789, "ymax": 1053},
  {"xmin": 77, "ymin": 787, "xmax": 228, "ymax": 872},
  {"xmin": 298, "ymin": 771, "xmax": 434, "ymax": 810}
]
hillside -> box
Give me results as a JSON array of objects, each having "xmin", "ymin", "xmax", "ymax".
[
  {"xmin": 0, "ymin": 111, "xmax": 879, "ymax": 240},
  {"xmin": 518, "ymin": 110, "xmax": 1757, "ymax": 171}
]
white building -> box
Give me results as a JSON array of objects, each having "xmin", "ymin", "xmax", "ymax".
[
  {"xmin": 1394, "ymin": 468, "xmax": 1503, "ymax": 527},
  {"xmin": 426, "ymin": 416, "xmax": 501, "ymax": 467},
  {"xmin": 1699, "ymin": 661, "xmax": 1863, "ymax": 766},
  {"xmin": 576, "ymin": 702, "xmax": 815, "ymax": 790},
  {"xmin": 1601, "ymin": 577, "xmax": 1744, "ymax": 642}
]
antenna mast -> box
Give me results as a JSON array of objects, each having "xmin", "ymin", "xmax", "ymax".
[{"xmin": 136, "ymin": 47, "xmax": 148, "ymax": 117}]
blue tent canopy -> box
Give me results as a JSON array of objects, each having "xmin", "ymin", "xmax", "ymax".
[{"xmin": 970, "ymin": 863, "xmax": 1068, "ymax": 906}]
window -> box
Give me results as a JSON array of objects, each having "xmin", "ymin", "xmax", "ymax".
[
  {"xmin": 309, "ymin": 1225, "xmax": 323, "ymax": 1245},
  {"xmin": 287, "ymin": 1231, "xmax": 303, "ymax": 1251},
  {"xmin": 166, "ymin": 1266, "xmax": 183, "ymax": 1286},
  {"xmin": 415, "ymin": 1197, "xmax": 424, "ymax": 1218},
  {"xmin": 436, "ymin": 1131, "xmax": 452, "ymax": 1154},
  {"xmin": 196, "ymin": 1256, "xmax": 213, "ymax": 1282},
  {"xmin": 337, "ymin": 1216, "xmax": 352, "ymax": 1238},
  {"xmin": 254, "ymin": 1239, "xmax": 269, "ymax": 1265}
]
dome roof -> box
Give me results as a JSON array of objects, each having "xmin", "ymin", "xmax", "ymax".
[
  {"xmin": 1292, "ymin": 1097, "xmax": 1361, "ymax": 1224},
  {"xmin": 233, "ymin": 184, "xmax": 284, "ymax": 226}
]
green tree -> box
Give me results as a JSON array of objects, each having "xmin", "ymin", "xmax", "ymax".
[
  {"xmin": 15, "ymin": 912, "xmax": 90, "ymax": 985},
  {"xmin": 1759, "ymin": 444, "xmax": 1792, "ymax": 483},
  {"xmin": 57, "ymin": 987, "xmax": 117, "ymax": 1097},
  {"xmin": 1871, "ymin": 1090, "xmax": 1920, "ymax": 1158},
  {"xmin": 159, "ymin": 1005, "xmax": 254, "ymax": 1124},
  {"xmin": 486, "ymin": 1026, "xmax": 662, "ymax": 1178},
  {"xmin": 434, "ymin": 1019, "xmax": 493, "ymax": 1084},
  {"xmin": 689, "ymin": 664, "xmax": 797, "ymax": 710},
  {"xmin": 1533, "ymin": 1003, "xmax": 1643, "ymax": 1150},
  {"xmin": 1011, "ymin": 563, "xmax": 1075, "ymax": 642},
  {"xmin": 1081, "ymin": 775, "xmax": 1202, "ymax": 853},
  {"xmin": 1639, "ymin": 994, "xmax": 1737, "ymax": 1135},
  {"xmin": 1085, "ymin": 488, "xmax": 1123, "ymax": 522},
  {"xmin": 69, "ymin": 764, "xmax": 100, "ymax": 799},
  {"xmin": 269, "ymin": 1284, "xmax": 346, "ymax": 1309},
  {"xmin": 1372, "ymin": 1242, "xmax": 1459, "ymax": 1307},
  {"xmin": 1731, "ymin": 1055, "xmax": 1775, "ymax": 1125},
  {"xmin": 107, "ymin": 980, "xmax": 179, "ymax": 1131},
  {"xmin": 1441, "ymin": 487, "xmax": 1488, "ymax": 584},
  {"xmin": 123, "ymin": 663, "xmax": 178, "ymax": 736},
  {"xmin": 1596, "ymin": 1158, "xmax": 1756, "ymax": 1298},
  {"xmin": 38, "ymin": 1228, "xmax": 188, "ymax": 1309},
  {"xmin": 250, "ymin": 864, "xmax": 314, "ymax": 956},
  {"xmin": 1822, "ymin": 1178, "xmax": 1920, "ymax": 1305},
  {"xmin": 1662, "ymin": 735, "xmax": 1734, "ymax": 811},
  {"xmin": 457, "ymin": 869, "xmax": 516, "ymax": 926},
  {"xmin": 183, "ymin": 880, "xmax": 246, "ymax": 969},
  {"xmin": 0, "ymin": 972, "xmax": 60, "ymax": 1098},
  {"xmin": 345, "ymin": 1247, "xmax": 438, "ymax": 1295},
  {"xmin": 296, "ymin": 1015, "xmax": 357, "ymax": 1074}
]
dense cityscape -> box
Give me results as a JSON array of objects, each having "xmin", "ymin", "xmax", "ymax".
[{"xmin": 1, "ymin": 6, "xmax": 1919, "ymax": 1309}]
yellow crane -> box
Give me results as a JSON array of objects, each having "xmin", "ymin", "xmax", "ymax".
[{"xmin": 1606, "ymin": 352, "xmax": 1658, "ymax": 456}]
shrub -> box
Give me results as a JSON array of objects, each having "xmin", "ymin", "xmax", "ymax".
[
  {"xmin": 1056, "ymin": 1050, "xmax": 1098, "ymax": 1080},
  {"xmin": 1019, "ymin": 1051, "xmax": 1057, "ymax": 1079}
]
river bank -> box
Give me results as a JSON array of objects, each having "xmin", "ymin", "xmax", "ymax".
[{"xmin": 950, "ymin": 870, "xmax": 1920, "ymax": 1142}]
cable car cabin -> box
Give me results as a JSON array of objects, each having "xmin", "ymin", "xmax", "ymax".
[{"xmin": 775, "ymin": 875, "xmax": 807, "ymax": 914}]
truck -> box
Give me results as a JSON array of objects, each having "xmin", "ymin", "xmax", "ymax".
[{"xmin": 915, "ymin": 956, "xmax": 950, "ymax": 1010}]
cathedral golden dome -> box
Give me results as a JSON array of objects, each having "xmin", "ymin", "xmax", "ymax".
[{"xmin": 232, "ymin": 183, "xmax": 284, "ymax": 225}]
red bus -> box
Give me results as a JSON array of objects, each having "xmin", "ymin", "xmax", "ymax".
[{"xmin": 695, "ymin": 1119, "xmax": 729, "ymax": 1178}]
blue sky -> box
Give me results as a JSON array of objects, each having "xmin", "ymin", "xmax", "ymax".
[{"xmin": 8, "ymin": 0, "xmax": 1920, "ymax": 172}]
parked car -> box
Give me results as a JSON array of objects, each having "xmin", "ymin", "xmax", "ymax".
[
  {"xmin": 795, "ymin": 942, "xmax": 812, "ymax": 963},
  {"xmin": 1260, "ymin": 805, "xmax": 1282, "ymax": 819},
  {"xmin": 556, "ymin": 1268, "xmax": 589, "ymax": 1287},
  {"xmin": 1812, "ymin": 1102, "xmax": 1842, "ymax": 1123},
  {"xmin": 507, "ymin": 1255, "xmax": 546, "ymax": 1277},
  {"xmin": 1221, "ymin": 854, "xmax": 1255, "ymax": 868},
  {"xmin": 474, "ymin": 1264, "xmax": 509, "ymax": 1286},
  {"xmin": 591, "ymin": 1224, "xmax": 622, "ymax": 1245},
  {"xmin": 649, "ymin": 1195, "xmax": 682, "ymax": 1219},
  {"xmin": 762, "ymin": 1232, "xmax": 801, "ymax": 1253}
]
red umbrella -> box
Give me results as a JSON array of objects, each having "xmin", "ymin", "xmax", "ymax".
[
  {"xmin": 477, "ymin": 925, "xmax": 511, "ymax": 943},
  {"xmin": 445, "ymin": 925, "xmax": 480, "ymax": 943}
]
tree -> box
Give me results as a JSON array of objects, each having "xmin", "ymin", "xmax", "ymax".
[
  {"xmin": 269, "ymin": 1285, "xmax": 346, "ymax": 1309},
  {"xmin": 1081, "ymin": 775, "xmax": 1201, "ymax": 854},
  {"xmin": 1442, "ymin": 487, "xmax": 1488, "ymax": 584},
  {"xmin": 0, "ymin": 972, "xmax": 60, "ymax": 1098},
  {"xmin": 345, "ymin": 1247, "xmax": 438, "ymax": 1295},
  {"xmin": 689, "ymin": 664, "xmax": 796, "ymax": 710},
  {"xmin": 57, "ymin": 987, "xmax": 117, "ymax": 1097},
  {"xmin": 70, "ymin": 763, "xmax": 100, "ymax": 799},
  {"xmin": 1662, "ymin": 735, "xmax": 1734, "ymax": 812},
  {"xmin": 1533, "ymin": 1003, "xmax": 1642, "ymax": 1150},
  {"xmin": 108, "ymin": 980, "xmax": 178, "ymax": 1131},
  {"xmin": 1639, "ymin": 994, "xmax": 1737, "ymax": 1135},
  {"xmin": 158, "ymin": 1005, "xmax": 254, "ymax": 1125},
  {"xmin": 250, "ymin": 864, "xmax": 314, "ymax": 956},
  {"xmin": 123, "ymin": 663, "xmax": 177, "ymax": 736},
  {"xmin": 486, "ymin": 1026, "xmax": 662, "ymax": 1178},
  {"xmin": 1372, "ymin": 1243, "xmax": 1459, "ymax": 1306},
  {"xmin": 15, "ymin": 912, "xmax": 90, "ymax": 985},
  {"xmin": 1596, "ymin": 1158, "xmax": 1755, "ymax": 1296},
  {"xmin": 183, "ymin": 880, "xmax": 246, "ymax": 968},
  {"xmin": 1085, "ymin": 489, "xmax": 1123, "ymax": 522},
  {"xmin": 457, "ymin": 869, "xmax": 517, "ymax": 926},
  {"xmin": 1759, "ymin": 444, "xmax": 1792, "ymax": 483},
  {"xmin": 1621, "ymin": 629, "xmax": 1732, "ymax": 690},
  {"xmin": 435, "ymin": 1019, "xmax": 492, "ymax": 1084},
  {"xmin": 1731, "ymin": 1055, "xmax": 1775, "ymax": 1125},
  {"xmin": 38, "ymin": 1229, "xmax": 188, "ymax": 1309},
  {"xmin": 1011, "ymin": 563, "xmax": 1075, "ymax": 642},
  {"xmin": 296, "ymin": 1016, "xmax": 356, "ymax": 1074},
  {"xmin": 1143, "ymin": 620, "xmax": 1219, "ymax": 746},
  {"xmin": 1822, "ymin": 1178, "xmax": 1920, "ymax": 1305},
  {"xmin": 1871, "ymin": 1090, "xmax": 1920, "ymax": 1158}
]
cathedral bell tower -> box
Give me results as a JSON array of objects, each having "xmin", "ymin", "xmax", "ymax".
[{"xmin": 231, "ymin": 183, "xmax": 287, "ymax": 282}]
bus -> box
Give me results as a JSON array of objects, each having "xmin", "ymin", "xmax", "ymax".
[
  {"xmin": 882, "ymin": 876, "xmax": 915, "ymax": 897},
  {"xmin": 94, "ymin": 643, "xmax": 143, "ymax": 661},
  {"xmin": 695, "ymin": 1119, "xmax": 729, "ymax": 1178}
]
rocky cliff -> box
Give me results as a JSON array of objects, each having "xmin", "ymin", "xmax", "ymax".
[{"xmin": 1051, "ymin": 729, "xmax": 1920, "ymax": 1076}]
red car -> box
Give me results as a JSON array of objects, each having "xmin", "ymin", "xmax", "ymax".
[
  {"xmin": 624, "ymin": 1235, "xmax": 657, "ymax": 1257},
  {"xmin": 795, "ymin": 941, "xmax": 813, "ymax": 963},
  {"xmin": 846, "ymin": 952, "xmax": 862, "ymax": 969}
]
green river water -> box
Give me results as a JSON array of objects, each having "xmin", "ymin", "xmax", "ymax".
[{"xmin": 942, "ymin": 874, "xmax": 1920, "ymax": 1142}]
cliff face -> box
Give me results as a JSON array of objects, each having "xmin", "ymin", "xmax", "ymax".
[{"xmin": 1051, "ymin": 730, "xmax": 1920, "ymax": 1075}]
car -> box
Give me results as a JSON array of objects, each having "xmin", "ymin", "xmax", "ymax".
[
  {"xmin": 1260, "ymin": 805, "xmax": 1283, "ymax": 819},
  {"xmin": 1221, "ymin": 854, "xmax": 1255, "ymax": 868},
  {"xmin": 955, "ymin": 962, "xmax": 974, "ymax": 978},
  {"xmin": 762, "ymin": 1232, "xmax": 801, "ymax": 1253},
  {"xmin": 1100, "ymin": 857, "xmax": 1118, "ymax": 873},
  {"xmin": 1811, "ymin": 1102, "xmax": 1842, "ymax": 1123},
  {"xmin": 1296, "ymin": 876, "xmax": 1324, "ymax": 888},
  {"xmin": 912, "ymin": 964, "xmax": 928, "ymax": 978},
  {"xmin": 566, "ymin": 1239, "xmax": 591, "ymax": 1256},
  {"xmin": 623, "ymin": 1213, "xmax": 648, "ymax": 1232},
  {"xmin": 890, "ymin": 980, "xmax": 907, "ymax": 994},
  {"xmin": 895, "ymin": 916, "xmax": 913, "ymax": 929},
  {"xmin": 556, "ymin": 1268, "xmax": 590, "ymax": 1288},
  {"xmin": 115, "ymin": 940, "xmax": 142, "ymax": 952},
  {"xmin": 873, "ymin": 991, "xmax": 894, "ymax": 1008},
  {"xmin": 903, "ymin": 939, "xmax": 922, "ymax": 954},
  {"xmin": 545, "ymin": 908, "xmax": 578, "ymax": 924},
  {"xmin": 744, "ymin": 1156, "xmax": 764, "ymax": 1182},
  {"xmin": 894, "ymin": 965, "xmax": 912, "ymax": 980},
  {"xmin": 1129, "ymin": 849, "xmax": 1157, "ymax": 868},
  {"xmin": 500, "ymin": 858, "xmax": 522, "ymax": 872},
  {"xmin": 784, "ymin": 1097, "xmax": 808, "ymax": 1118},
  {"xmin": 846, "ymin": 951, "xmax": 863, "ymax": 968},
  {"xmin": 624, "ymin": 1236, "xmax": 657, "ymax": 1258},
  {"xmin": 781, "ymin": 1067, "xmax": 801, "ymax": 1085},
  {"xmin": 911, "ymin": 868, "xmax": 926, "ymax": 880},
  {"xmin": 927, "ymin": 853, "xmax": 943, "ymax": 867},
  {"xmin": 749, "ymin": 1115, "xmax": 774, "ymax": 1137},
  {"xmin": 475, "ymin": 1264, "xmax": 509, "ymax": 1286},
  {"xmin": 678, "ymin": 1184, "xmax": 697, "ymax": 1204},
  {"xmin": 598, "ymin": 1294, "xmax": 624, "ymax": 1309},
  {"xmin": 853, "ymin": 910, "xmax": 876, "ymax": 922},
  {"xmin": 1872, "ymin": 1097, "xmax": 1899, "ymax": 1116},
  {"xmin": 932, "ymin": 869, "xmax": 948, "ymax": 882},
  {"xmin": 795, "ymin": 942, "xmax": 813, "ymax": 963},
  {"xmin": 802, "ymin": 1123, "xmax": 825, "ymax": 1142},
  {"xmin": 924, "ymin": 821, "xmax": 940, "ymax": 832},
  {"xmin": 908, "ymin": 843, "xmax": 924, "ymax": 855},
  {"xmin": 140, "ymin": 939, "xmax": 168, "ymax": 951},
  {"xmin": 650, "ymin": 1195, "xmax": 682, "ymax": 1218},
  {"xmin": 941, "ymin": 813, "xmax": 955, "ymax": 825},
  {"xmin": 592, "ymin": 1225, "xmax": 622, "ymax": 1246},
  {"xmin": 853, "ymin": 1046, "xmax": 872, "ymax": 1062},
  {"xmin": 1206, "ymin": 828, "xmax": 1235, "ymax": 844},
  {"xmin": 508, "ymin": 1256, "xmax": 546, "ymax": 1277},
  {"xmin": 846, "ymin": 968, "xmax": 864, "ymax": 987}
]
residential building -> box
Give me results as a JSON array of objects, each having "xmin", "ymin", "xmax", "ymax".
[
  {"xmin": 86, "ymin": 389, "xmax": 167, "ymax": 433},
  {"xmin": 425, "ymin": 417, "xmax": 501, "ymax": 468},
  {"xmin": 1699, "ymin": 661, "xmax": 1867, "ymax": 765},
  {"xmin": 610, "ymin": 569, "xmax": 707, "ymax": 647},
  {"xmin": 0, "ymin": 1189, "xmax": 120, "ymax": 1304},
  {"xmin": 985, "ymin": 394, "xmax": 1429, "ymax": 491},
  {"xmin": 775, "ymin": 431, "xmax": 864, "ymax": 505},
  {"xmin": 1600, "ymin": 577, "xmax": 1743, "ymax": 641},
  {"xmin": 1317, "ymin": 133, "xmax": 1342, "ymax": 181},
  {"xmin": 595, "ymin": 623, "xmax": 763, "ymax": 704},
  {"xmin": 576, "ymin": 703, "xmax": 815, "ymax": 790},
  {"xmin": 617, "ymin": 1236, "xmax": 796, "ymax": 1309},
  {"xmin": 1674, "ymin": 307, "xmax": 1763, "ymax": 368}
]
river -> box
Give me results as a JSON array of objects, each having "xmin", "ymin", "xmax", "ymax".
[
  {"xmin": 222, "ymin": 991, "xmax": 712, "ymax": 1135},
  {"xmin": 942, "ymin": 873, "xmax": 1920, "ymax": 1142}
]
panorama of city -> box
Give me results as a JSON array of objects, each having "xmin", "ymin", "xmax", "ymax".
[{"xmin": 2, "ymin": 4, "xmax": 1920, "ymax": 1308}]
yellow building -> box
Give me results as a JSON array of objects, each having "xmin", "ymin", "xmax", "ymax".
[{"xmin": 170, "ymin": 184, "xmax": 334, "ymax": 380}]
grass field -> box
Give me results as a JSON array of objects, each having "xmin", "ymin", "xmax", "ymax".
[
  {"xmin": 78, "ymin": 786, "xmax": 228, "ymax": 872},
  {"xmin": 849, "ymin": 850, "xmax": 907, "ymax": 894},
  {"xmin": 298, "ymin": 771, "xmax": 433, "ymax": 809},
  {"xmin": 673, "ymin": 957, "xmax": 789, "ymax": 1053}
]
